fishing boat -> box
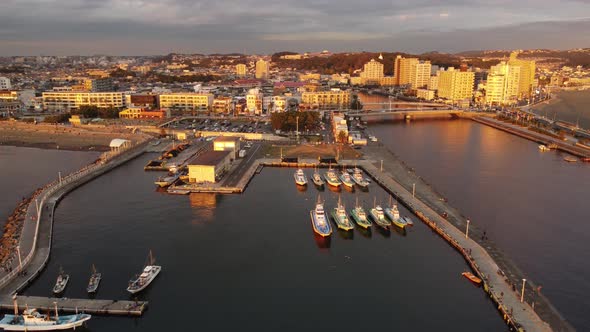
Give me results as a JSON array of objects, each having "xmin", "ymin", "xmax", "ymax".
[
  {"xmin": 538, "ymin": 144, "xmax": 550, "ymax": 151},
  {"xmin": 127, "ymin": 250, "xmax": 162, "ymax": 294},
  {"xmin": 564, "ymin": 156, "xmax": 578, "ymax": 162},
  {"xmin": 86, "ymin": 264, "xmax": 101, "ymax": 294},
  {"xmin": 330, "ymin": 196, "xmax": 354, "ymax": 231},
  {"xmin": 310, "ymin": 197, "xmax": 332, "ymax": 237},
  {"xmin": 339, "ymin": 170, "xmax": 355, "ymax": 189},
  {"xmin": 385, "ymin": 197, "xmax": 407, "ymax": 229},
  {"xmin": 461, "ymin": 272, "xmax": 482, "ymax": 285},
  {"xmin": 324, "ymin": 167, "xmax": 342, "ymax": 188},
  {"xmin": 350, "ymin": 198, "xmax": 371, "ymax": 229},
  {"xmin": 351, "ymin": 168, "xmax": 369, "ymax": 188},
  {"xmin": 52, "ymin": 267, "xmax": 69, "ymax": 295},
  {"xmin": 0, "ymin": 304, "xmax": 91, "ymax": 331},
  {"xmin": 402, "ymin": 216, "xmax": 414, "ymax": 226},
  {"xmin": 311, "ymin": 168, "xmax": 325, "ymax": 187},
  {"xmin": 293, "ymin": 168, "xmax": 308, "ymax": 186},
  {"xmin": 154, "ymin": 172, "xmax": 181, "ymax": 188},
  {"xmin": 369, "ymin": 198, "xmax": 390, "ymax": 229}
]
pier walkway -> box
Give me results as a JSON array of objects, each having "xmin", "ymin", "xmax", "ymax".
[
  {"xmin": 0, "ymin": 141, "xmax": 149, "ymax": 314},
  {"xmin": 0, "ymin": 295, "xmax": 147, "ymax": 316},
  {"xmin": 473, "ymin": 116, "xmax": 590, "ymax": 158}
]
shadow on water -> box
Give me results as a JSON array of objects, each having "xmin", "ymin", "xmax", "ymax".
[
  {"xmin": 391, "ymin": 226, "xmax": 407, "ymax": 237},
  {"xmin": 355, "ymin": 225, "xmax": 372, "ymax": 238},
  {"xmin": 313, "ymin": 184, "xmax": 325, "ymax": 192},
  {"xmin": 313, "ymin": 232, "xmax": 331, "ymax": 249},
  {"xmin": 342, "ymin": 185, "xmax": 355, "ymax": 193},
  {"xmin": 336, "ymin": 229, "xmax": 354, "ymax": 240},
  {"xmin": 296, "ymin": 184, "xmax": 308, "ymax": 192},
  {"xmin": 327, "ymin": 185, "xmax": 341, "ymax": 193},
  {"xmin": 374, "ymin": 225, "xmax": 391, "ymax": 238}
]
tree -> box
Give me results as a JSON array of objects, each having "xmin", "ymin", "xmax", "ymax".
[
  {"xmin": 44, "ymin": 113, "xmax": 71, "ymax": 123},
  {"xmin": 337, "ymin": 130, "xmax": 348, "ymax": 144}
]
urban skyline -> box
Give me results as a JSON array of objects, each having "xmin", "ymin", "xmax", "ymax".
[{"xmin": 1, "ymin": 0, "xmax": 590, "ymax": 56}]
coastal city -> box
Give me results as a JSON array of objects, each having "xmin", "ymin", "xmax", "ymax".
[{"xmin": 1, "ymin": 1, "xmax": 590, "ymax": 332}]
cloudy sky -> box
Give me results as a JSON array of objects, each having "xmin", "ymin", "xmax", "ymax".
[{"xmin": 1, "ymin": 0, "xmax": 589, "ymax": 55}]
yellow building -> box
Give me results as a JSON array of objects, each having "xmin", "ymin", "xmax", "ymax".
[
  {"xmin": 485, "ymin": 62, "xmax": 521, "ymax": 105},
  {"xmin": 159, "ymin": 93, "xmax": 214, "ymax": 111},
  {"xmin": 255, "ymin": 59, "xmax": 269, "ymax": 79},
  {"xmin": 302, "ymin": 89, "xmax": 351, "ymax": 109},
  {"xmin": 437, "ymin": 68, "xmax": 475, "ymax": 103},
  {"xmin": 360, "ymin": 59, "xmax": 384, "ymax": 85},
  {"xmin": 42, "ymin": 92, "xmax": 124, "ymax": 111},
  {"xmin": 394, "ymin": 56, "xmax": 418, "ymax": 86},
  {"xmin": 380, "ymin": 77, "xmax": 396, "ymax": 86},
  {"xmin": 299, "ymin": 73, "xmax": 321, "ymax": 82},
  {"xmin": 508, "ymin": 51, "xmax": 536, "ymax": 98},
  {"xmin": 410, "ymin": 61, "xmax": 431, "ymax": 89},
  {"xmin": 246, "ymin": 88, "xmax": 263, "ymax": 114},
  {"xmin": 187, "ymin": 150, "xmax": 232, "ymax": 183},
  {"xmin": 213, "ymin": 97, "xmax": 233, "ymax": 114},
  {"xmin": 416, "ymin": 89, "xmax": 436, "ymax": 101},
  {"xmin": 236, "ymin": 64, "xmax": 247, "ymax": 76},
  {"xmin": 272, "ymin": 96, "xmax": 287, "ymax": 112},
  {"xmin": 213, "ymin": 136, "xmax": 241, "ymax": 158}
]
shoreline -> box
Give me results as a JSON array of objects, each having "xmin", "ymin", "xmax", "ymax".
[{"xmin": 0, "ymin": 141, "xmax": 109, "ymax": 152}]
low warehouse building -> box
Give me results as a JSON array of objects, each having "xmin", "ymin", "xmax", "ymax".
[
  {"xmin": 213, "ymin": 136, "xmax": 241, "ymax": 159},
  {"xmin": 188, "ymin": 150, "xmax": 232, "ymax": 183}
]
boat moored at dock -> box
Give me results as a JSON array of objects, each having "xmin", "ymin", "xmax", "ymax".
[
  {"xmin": 324, "ymin": 168, "xmax": 342, "ymax": 188},
  {"xmin": 86, "ymin": 265, "xmax": 101, "ymax": 294},
  {"xmin": 402, "ymin": 216, "xmax": 414, "ymax": 226},
  {"xmin": 52, "ymin": 268, "xmax": 69, "ymax": 295},
  {"xmin": 462, "ymin": 272, "xmax": 482, "ymax": 286},
  {"xmin": 564, "ymin": 156, "xmax": 578, "ymax": 162},
  {"xmin": 339, "ymin": 170, "xmax": 355, "ymax": 189},
  {"xmin": 311, "ymin": 169, "xmax": 325, "ymax": 187},
  {"xmin": 294, "ymin": 168, "xmax": 308, "ymax": 186},
  {"xmin": 369, "ymin": 199, "xmax": 390, "ymax": 229},
  {"xmin": 310, "ymin": 197, "xmax": 332, "ymax": 237},
  {"xmin": 350, "ymin": 198, "xmax": 371, "ymax": 229},
  {"xmin": 0, "ymin": 308, "xmax": 91, "ymax": 331},
  {"xmin": 385, "ymin": 198, "xmax": 407, "ymax": 229},
  {"xmin": 330, "ymin": 197, "xmax": 354, "ymax": 231},
  {"xmin": 351, "ymin": 168, "xmax": 369, "ymax": 188},
  {"xmin": 127, "ymin": 251, "xmax": 162, "ymax": 294},
  {"xmin": 538, "ymin": 144, "xmax": 550, "ymax": 151}
]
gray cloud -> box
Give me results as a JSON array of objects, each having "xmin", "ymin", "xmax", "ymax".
[{"xmin": 0, "ymin": 0, "xmax": 588, "ymax": 55}]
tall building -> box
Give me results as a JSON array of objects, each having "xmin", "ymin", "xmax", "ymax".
[
  {"xmin": 255, "ymin": 59, "xmax": 269, "ymax": 79},
  {"xmin": 0, "ymin": 77, "xmax": 11, "ymax": 90},
  {"xmin": 437, "ymin": 68, "xmax": 475, "ymax": 103},
  {"xmin": 158, "ymin": 93, "xmax": 214, "ymax": 111},
  {"xmin": 508, "ymin": 51, "xmax": 536, "ymax": 98},
  {"xmin": 485, "ymin": 62, "xmax": 521, "ymax": 105},
  {"xmin": 360, "ymin": 59, "xmax": 384, "ymax": 84},
  {"xmin": 236, "ymin": 64, "xmax": 247, "ymax": 77},
  {"xmin": 246, "ymin": 88, "xmax": 264, "ymax": 114},
  {"xmin": 42, "ymin": 92, "xmax": 125, "ymax": 111},
  {"xmin": 410, "ymin": 61, "xmax": 432, "ymax": 89},
  {"xmin": 393, "ymin": 56, "xmax": 418, "ymax": 86}
]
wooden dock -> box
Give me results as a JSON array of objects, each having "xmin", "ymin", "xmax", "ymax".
[{"xmin": 0, "ymin": 295, "xmax": 147, "ymax": 316}]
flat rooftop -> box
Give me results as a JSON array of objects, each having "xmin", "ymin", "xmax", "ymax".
[
  {"xmin": 214, "ymin": 136, "xmax": 240, "ymax": 143},
  {"xmin": 189, "ymin": 150, "xmax": 231, "ymax": 166}
]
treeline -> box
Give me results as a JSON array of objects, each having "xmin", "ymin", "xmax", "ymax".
[
  {"xmin": 71, "ymin": 105, "xmax": 120, "ymax": 119},
  {"xmin": 110, "ymin": 68, "xmax": 136, "ymax": 78},
  {"xmin": 270, "ymin": 110, "xmax": 320, "ymax": 132}
]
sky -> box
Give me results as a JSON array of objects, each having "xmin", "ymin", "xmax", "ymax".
[{"xmin": 0, "ymin": 0, "xmax": 589, "ymax": 56}]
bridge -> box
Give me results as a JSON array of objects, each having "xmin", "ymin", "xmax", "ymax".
[{"xmin": 347, "ymin": 108, "xmax": 463, "ymax": 120}]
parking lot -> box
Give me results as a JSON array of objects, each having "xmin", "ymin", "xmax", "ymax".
[{"xmin": 162, "ymin": 118, "xmax": 274, "ymax": 134}]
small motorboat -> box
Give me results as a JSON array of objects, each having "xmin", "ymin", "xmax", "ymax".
[
  {"xmin": 53, "ymin": 267, "xmax": 69, "ymax": 295},
  {"xmin": 462, "ymin": 271, "xmax": 482, "ymax": 285}
]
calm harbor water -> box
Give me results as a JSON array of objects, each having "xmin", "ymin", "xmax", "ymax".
[
  {"xmin": 533, "ymin": 90, "xmax": 590, "ymax": 130},
  {"xmin": 0, "ymin": 146, "xmax": 99, "ymax": 226},
  {"xmin": 370, "ymin": 119, "xmax": 590, "ymax": 330},
  {"xmin": 4, "ymin": 151, "xmax": 507, "ymax": 331}
]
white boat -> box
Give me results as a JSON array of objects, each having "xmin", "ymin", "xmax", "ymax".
[
  {"xmin": 86, "ymin": 264, "xmax": 101, "ymax": 294},
  {"xmin": 0, "ymin": 308, "xmax": 91, "ymax": 331},
  {"xmin": 330, "ymin": 196, "xmax": 354, "ymax": 231},
  {"xmin": 127, "ymin": 251, "xmax": 162, "ymax": 294},
  {"xmin": 351, "ymin": 168, "xmax": 369, "ymax": 188},
  {"xmin": 339, "ymin": 170, "xmax": 355, "ymax": 189},
  {"xmin": 52, "ymin": 268, "xmax": 69, "ymax": 295},
  {"xmin": 402, "ymin": 216, "xmax": 414, "ymax": 226},
  {"xmin": 294, "ymin": 168, "xmax": 308, "ymax": 186},
  {"xmin": 311, "ymin": 169, "xmax": 325, "ymax": 187},
  {"xmin": 310, "ymin": 197, "xmax": 332, "ymax": 237},
  {"xmin": 538, "ymin": 145, "xmax": 550, "ymax": 151},
  {"xmin": 385, "ymin": 197, "xmax": 407, "ymax": 229},
  {"xmin": 324, "ymin": 168, "xmax": 342, "ymax": 187}
]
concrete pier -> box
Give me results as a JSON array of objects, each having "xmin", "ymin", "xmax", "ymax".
[{"xmin": 0, "ymin": 295, "xmax": 147, "ymax": 316}]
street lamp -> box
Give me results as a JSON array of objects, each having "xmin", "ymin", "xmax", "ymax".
[
  {"xmin": 16, "ymin": 245, "xmax": 22, "ymax": 271},
  {"xmin": 521, "ymin": 279, "xmax": 527, "ymax": 303},
  {"xmin": 412, "ymin": 183, "xmax": 416, "ymax": 198},
  {"xmin": 465, "ymin": 219, "xmax": 470, "ymax": 239}
]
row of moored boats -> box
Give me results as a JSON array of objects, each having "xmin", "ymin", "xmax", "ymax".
[
  {"xmin": 311, "ymin": 196, "xmax": 413, "ymax": 237},
  {"xmin": 295, "ymin": 167, "xmax": 370, "ymax": 189}
]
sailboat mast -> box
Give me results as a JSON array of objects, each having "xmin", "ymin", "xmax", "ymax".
[{"xmin": 12, "ymin": 294, "xmax": 18, "ymax": 316}]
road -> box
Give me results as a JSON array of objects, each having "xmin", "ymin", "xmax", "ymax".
[{"xmin": 221, "ymin": 143, "xmax": 262, "ymax": 187}]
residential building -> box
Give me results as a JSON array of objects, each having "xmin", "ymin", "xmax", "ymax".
[
  {"xmin": 0, "ymin": 77, "xmax": 11, "ymax": 90},
  {"xmin": 246, "ymin": 88, "xmax": 264, "ymax": 114},
  {"xmin": 125, "ymin": 94, "xmax": 158, "ymax": 109},
  {"xmin": 485, "ymin": 62, "xmax": 521, "ymax": 105},
  {"xmin": 299, "ymin": 73, "xmax": 321, "ymax": 82},
  {"xmin": 271, "ymin": 96, "xmax": 287, "ymax": 112},
  {"xmin": 379, "ymin": 77, "xmax": 396, "ymax": 86},
  {"xmin": 437, "ymin": 68, "xmax": 475, "ymax": 103},
  {"xmin": 187, "ymin": 150, "xmax": 232, "ymax": 183},
  {"xmin": 42, "ymin": 92, "xmax": 125, "ymax": 111},
  {"xmin": 255, "ymin": 59, "xmax": 269, "ymax": 79},
  {"xmin": 410, "ymin": 61, "xmax": 432, "ymax": 89},
  {"xmin": 301, "ymin": 89, "xmax": 351, "ymax": 110},
  {"xmin": 0, "ymin": 90, "xmax": 20, "ymax": 113},
  {"xmin": 212, "ymin": 97, "xmax": 233, "ymax": 114},
  {"xmin": 360, "ymin": 59, "xmax": 384, "ymax": 85},
  {"xmin": 119, "ymin": 108, "xmax": 166, "ymax": 119},
  {"xmin": 236, "ymin": 64, "xmax": 247, "ymax": 77},
  {"xmin": 158, "ymin": 93, "xmax": 214, "ymax": 111},
  {"xmin": 394, "ymin": 56, "xmax": 418, "ymax": 86},
  {"xmin": 428, "ymin": 73, "xmax": 440, "ymax": 91},
  {"xmin": 416, "ymin": 89, "xmax": 436, "ymax": 101},
  {"xmin": 508, "ymin": 51, "xmax": 536, "ymax": 98},
  {"xmin": 84, "ymin": 78, "xmax": 113, "ymax": 92}
]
